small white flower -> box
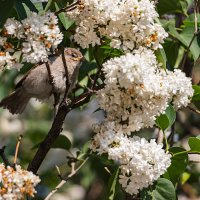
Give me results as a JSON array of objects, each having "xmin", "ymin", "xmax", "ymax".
[
  {"xmin": 0, "ymin": 164, "xmax": 40, "ymax": 199},
  {"xmin": 91, "ymin": 122, "xmax": 171, "ymax": 195},
  {"xmin": 96, "ymin": 48, "xmax": 193, "ymax": 133},
  {"xmin": 3, "ymin": 12, "xmax": 63, "ymax": 66},
  {"xmin": 4, "ymin": 18, "xmax": 22, "ymax": 36},
  {"xmin": 67, "ymin": 0, "xmax": 168, "ymax": 51}
]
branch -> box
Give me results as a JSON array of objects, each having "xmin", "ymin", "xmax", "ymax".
[
  {"xmin": 181, "ymin": 1, "xmax": 200, "ymax": 76},
  {"xmin": 188, "ymin": 105, "xmax": 200, "ymax": 115},
  {"xmin": 55, "ymin": 0, "xmax": 82, "ymax": 15},
  {"xmin": 27, "ymin": 103, "xmax": 71, "ymax": 173},
  {"xmin": 156, "ymin": 129, "xmax": 164, "ymax": 144},
  {"xmin": 0, "ymin": 146, "xmax": 11, "ymax": 166},
  {"xmin": 44, "ymin": 157, "xmax": 89, "ymax": 200},
  {"xmin": 27, "ymin": 85, "xmax": 103, "ymax": 174},
  {"xmin": 181, "ymin": 33, "xmax": 197, "ymax": 70}
]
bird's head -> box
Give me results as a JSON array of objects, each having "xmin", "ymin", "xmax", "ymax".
[{"xmin": 64, "ymin": 48, "xmax": 84, "ymax": 62}]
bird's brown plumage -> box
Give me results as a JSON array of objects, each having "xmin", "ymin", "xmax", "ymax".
[{"xmin": 0, "ymin": 48, "xmax": 83, "ymax": 114}]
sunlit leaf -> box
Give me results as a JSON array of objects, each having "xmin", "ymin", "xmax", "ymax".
[{"xmin": 188, "ymin": 137, "xmax": 200, "ymax": 152}]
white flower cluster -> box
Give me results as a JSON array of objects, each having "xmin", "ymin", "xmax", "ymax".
[
  {"xmin": 0, "ymin": 37, "xmax": 23, "ymax": 70},
  {"xmin": 90, "ymin": 121, "xmax": 171, "ymax": 195},
  {"xmin": 67, "ymin": 0, "xmax": 167, "ymax": 51},
  {"xmin": 96, "ymin": 48, "xmax": 193, "ymax": 134},
  {"xmin": 91, "ymin": 48, "xmax": 193, "ymax": 194},
  {"xmin": 0, "ymin": 164, "xmax": 40, "ymax": 200},
  {"xmin": 0, "ymin": 12, "xmax": 63, "ymax": 69}
]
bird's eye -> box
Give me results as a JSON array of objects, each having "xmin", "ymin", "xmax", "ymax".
[{"xmin": 71, "ymin": 53, "xmax": 77, "ymax": 58}]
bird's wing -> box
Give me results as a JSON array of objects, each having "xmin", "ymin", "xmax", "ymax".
[
  {"xmin": 15, "ymin": 64, "xmax": 40, "ymax": 89},
  {"xmin": 15, "ymin": 70, "xmax": 31, "ymax": 89}
]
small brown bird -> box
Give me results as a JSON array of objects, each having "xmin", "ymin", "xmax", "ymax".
[{"xmin": 0, "ymin": 48, "xmax": 84, "ymax": 114}]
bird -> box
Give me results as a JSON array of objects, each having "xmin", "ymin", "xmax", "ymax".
[{"xmin": 0, "ymin": 48, "xmax": 84, "ymax": 114}]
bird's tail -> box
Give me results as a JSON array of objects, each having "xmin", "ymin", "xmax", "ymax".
[{"xmin": 0, "ymin": 88, "xmax": 30, "ymax": 114}]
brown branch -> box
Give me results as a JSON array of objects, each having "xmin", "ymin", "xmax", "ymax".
[
  {"xmin": 0, "ymin": 146, "xmax": 11, "ymax": 166},
  {"xmin": 27, "ymin": 85, "xmax": 103, "ymax": 174},
  {"xmin": 181, "ymin": 1, "xmax": 200, "ymax": 76},
  {"xmin": 188, "ymin": 105, "xmax": 200, "ymax": 115},
  {"xmin": 44, "ymin": 158, "xmax": 89, "ymax": 200},
  {"xmin": 27, "ymin": 103, "xmax": 71, "ymax": 173},
  {"xmin": 156, "ymin": 129, "xmax": 164, "ymax": 144},
  {"xmin": 55, "ymin": 0, "xmax": 82, "ymax": 15},
  {"xmin": 181, "ymin": 33, "xmax": 197, "ymax": 71}
]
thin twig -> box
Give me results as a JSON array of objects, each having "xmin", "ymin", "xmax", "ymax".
[
  {"xmin": 14, "ymin": 135, "xmax": 23, "ymax": 165},
  {"xmin": 44, "ymin": 157, "xmax": 89, "ymax": 200},
  {"xmin": 194, "ymin": 0, "xmax": 198, "ymax": 33},
  {"xmin": 55, "ymin": 0, "xmax": 82, "ymax": 15},
  {"xmin": 188, "ymin": 105, "xmax": 200, "ymax": 115},
  {"xmin": 156, "ymin": 129, "xmax": 164, "ymax": 144},
  {"xmin": 181, "ymin": 33, "xmax": 197, "ymax": 70},
  {"xmin": 181, "ymin": 1, "xmax": 200, "ymax": 74},
  {"xmin": 0, "ymin": 146, "xmax": 11, "ymax": 166},
  {"xmin": 169, "ymin": 123, "xmax": 175, "ymax": 146}
]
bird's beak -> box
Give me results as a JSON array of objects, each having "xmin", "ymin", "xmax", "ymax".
[{"xmin": 73, "ymin": 56, "xmax": 85, "ymax": 61}]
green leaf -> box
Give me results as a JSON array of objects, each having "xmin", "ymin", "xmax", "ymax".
[
  {"xmin": 168, "ymin": 21, "xmax": 200, "ymax": 61},
  {"xmin": 152, "ymin": 178, "xmax": 176, "ymax": 200},
  {"xmin": 155, "ymin": 48, "xmax": 167, "ymax": 70},
  {"xmin": 181, "ymin": 172, "xmax": 191, "ymax": 185},
  {"xmin": 155, "ymin": 114, "xmax": 169, "ymax": 131},
  {"xmin": 19, "ymin": 0, "xmax": 38, "ymax": 12},
  {"xmin": 165, "ymin": 105, "xmax": 176, "ymax": 128},
  {"xmin": 156, "ymin": 105, "xmax": 176, "ymax": 131},
  {"xmin": 141, "ymin": 178, "xmax": 176, "ymax": 200},
  {"xmin": 52, "ymin": 135, "xmax": 71, "ymax": 150},
  {"xmin": 33, "ymin": 2, "xmax": 44, "ymax": 13},
  {"xmin": 14, "ymin": 1, "xmax": 27, "ymax": 20},
  {"xmin": 164, "ymin": 147, "xmax": 188, "ymax": 184},
  {"xmin": 105, "ymin": 168, "xmax": 120, "ymax": 200},
  {"xmin": 157, "ymin": 0, "xmax": 188, "ymax": 15},
  {"xmin": 192, "ymin": 85, "xmax": 200, "ymax": 101},
  {"xmin": 32, "ymin": 134, "xmax": 71, "ymax": 150},
  {"xmin": 45, "ymin": 0, "xmax": 54, "ymax": 11},
  {"xmin": 0, "ymin": 0, "xmax": 16, "ymax": 29},
  {"xmin": 55, "ymin": 2, "xmax": 74, "ymax": 30},
  {"xmin": 188, "ymin": 137, "xmax": 200, "ymax": 152},
  {"xmin": 163, "ymin": 39, "xmax": 180, "ymax": 69}
]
